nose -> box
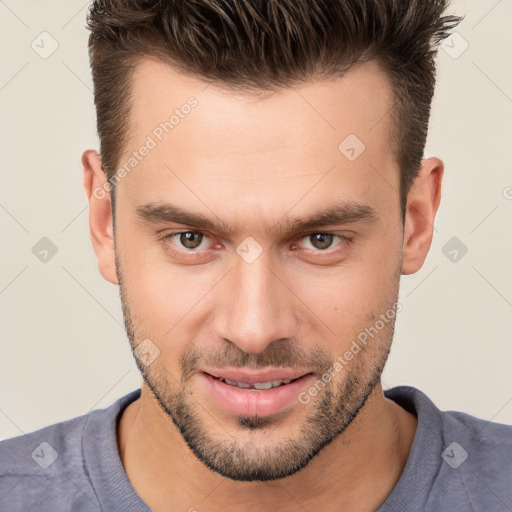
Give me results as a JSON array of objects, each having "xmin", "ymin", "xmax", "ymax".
[{"xmin": 213, "ymin": 252, "xmax": 298, "ymax": 355}]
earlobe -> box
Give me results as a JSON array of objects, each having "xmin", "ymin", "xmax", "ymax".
[
  {"xmin": 401, "ymin": 157, "xmax": 444, "ymax": 275},
  {"xmin": 82, "ymin": 149, "xmax": 118, "ymax": 285}
]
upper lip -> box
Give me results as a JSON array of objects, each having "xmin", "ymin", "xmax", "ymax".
[{"xmin": 200, "ymin": 367, "xmax": 312, "ymax": 384}]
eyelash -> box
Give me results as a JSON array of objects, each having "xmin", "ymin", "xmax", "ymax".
[{"xmin": 160, "ymin": 230, "xmax": 354, "ymax": 257}]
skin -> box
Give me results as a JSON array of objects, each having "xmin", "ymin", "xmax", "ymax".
[{"xmin": 82, "ymin": 57, "xmax": 442, "ymax": 511}]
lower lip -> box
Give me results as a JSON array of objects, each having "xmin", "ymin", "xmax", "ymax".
[{"xmin": 198, "ymin": 371, "xmax": 316, "ymax": 417}]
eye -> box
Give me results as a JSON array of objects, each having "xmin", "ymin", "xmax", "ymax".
[
  {"xmin": 166, "ymin": 231, "xmax": 210, "ymax": 251},
  {"xmin": 297, "ymin": 233, "xmax": 350, "ymax": 251}
]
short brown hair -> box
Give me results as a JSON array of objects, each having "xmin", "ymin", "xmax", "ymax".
[{"xmin": 86, "ymin": 0, "xmax": 463, "ymax": 220}]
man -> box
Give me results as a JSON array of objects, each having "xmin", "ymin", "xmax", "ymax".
[{"xmin": 1, "ymin": 0, "xmax": 511, "ymax": 511}]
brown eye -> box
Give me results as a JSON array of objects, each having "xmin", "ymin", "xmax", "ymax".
[
  {"xmin": 179, "ymin": 232, "xmax": 204, "ymax": 249},
  {"xmin": 309, "ymin": 233, "xmax": 333, "ymax": 250}
]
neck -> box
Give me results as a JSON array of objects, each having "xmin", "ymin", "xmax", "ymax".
[{"xmin": 118, "ymin": 382, "xmax": 417, "ymax": 512}]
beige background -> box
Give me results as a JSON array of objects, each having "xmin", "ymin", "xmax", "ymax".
[{"xmin": 1, "ymin": 0, "xmax": 511, "ymax": 440}]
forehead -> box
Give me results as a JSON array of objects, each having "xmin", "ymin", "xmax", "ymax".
[
  {"xmin": 127, "ymin": 57, "xmax": 394, "ymax": 153},
  {"xmin": 119, "ymin": 58, "xmax": 399, "ymax": 228}
]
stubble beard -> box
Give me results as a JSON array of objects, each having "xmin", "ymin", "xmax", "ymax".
[{"xmin": 116, "ymin": 252, "xmax": 398, "ymax": 482}]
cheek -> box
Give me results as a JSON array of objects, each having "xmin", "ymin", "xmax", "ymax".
[
  {"xmin": 120, "ymin": 251, "xmax": 222, "ymax": 346},
  {"xmin": 288, "ymin": 246, "xmax": 400, "ymax": 346},
  {"xmin": 117, "ymin": 237, "xmax": 179, "ymax": 334},
  {"xmin": 127, "ymin": 274, "xmax": 197, "ymax": 335}
]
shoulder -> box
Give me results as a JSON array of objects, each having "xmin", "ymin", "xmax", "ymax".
[
  {"xmin": 0, "ymin": 390, "xmax": 140, "ymax": 511},
  {"xmin": 386, "ymin": 385, "xmax": 512, "ymax": 455},
  {"xmin": 439, "ymin": 407, "xmax": 512, "ymax": 509},
  {"xmin": 0, "ymin": 410, "xmax": 99, "ymax": 511},
  {"xmin": 384, "ymin": 385, "xmax": 512, "ymax": 511},
  {"xmin": 0, "ymin": 411, "xmax": 87, "ymax": 475},
  {"xmin": 442, "ymin": 405, "xmax": 512, "ymax": 454}
]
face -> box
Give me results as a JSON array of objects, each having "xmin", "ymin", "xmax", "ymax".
[{"xmin": 100, "ymin": 58, "xmax": 408, "ymax": 481}]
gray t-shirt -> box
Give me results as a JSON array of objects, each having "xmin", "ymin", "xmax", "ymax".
[{"xmin": 1, "ymin": 386, "xmax": 511, "ymax": 511}]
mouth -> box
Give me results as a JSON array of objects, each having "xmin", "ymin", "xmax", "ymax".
[
  {"xmin": 201, "ymin": 367, "xmax": 313, "ymax": 384},
  {"xmin": 205, "ymin": 373, "xmax": 310, "ymax": 390},
  {"xmin": 197, "ymin": 368, "xmax": 316, "ymax": 417}
]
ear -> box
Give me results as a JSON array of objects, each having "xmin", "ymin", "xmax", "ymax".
[
  {"xmin": 82, "ymin": 149, "xmax": 118, "ymax": 285},
  {"xmin": 401, "ymin": 157, "xmax": 444, "ymax": 275}
]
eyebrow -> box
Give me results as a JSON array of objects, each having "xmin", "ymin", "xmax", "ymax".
[{"xmin": 135, "ymin": 200, "xmax": 378, "ymax": 236}]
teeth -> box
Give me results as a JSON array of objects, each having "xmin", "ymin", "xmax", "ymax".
[
  {"xmin": 221, "ymin": 377, "xmax": 294, "ymax": 389},
  {"xmin": 253, "ymin": 381, "xmax": 273, "ymax": 390},
  {"xmin": 224, "ymin": 378, "xmax": 251, "ymax": 388}
]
